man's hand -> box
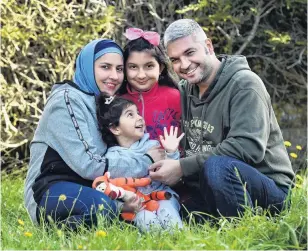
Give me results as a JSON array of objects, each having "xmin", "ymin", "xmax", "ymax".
[
  {"xmin": 146, "ymin": 145, "xmax": 165, "ymax": 162},
  {"xmin": 149, "ymin": 159, "xmax": 183, "ymax": 186},
  {"xmin": 159, "ymin": 126, "xmax": 185, "ymax": 153}
]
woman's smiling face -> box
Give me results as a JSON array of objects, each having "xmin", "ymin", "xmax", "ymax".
[{"xmin": 94, "ymin": 53, "xmax": 124, "ymax": 95}]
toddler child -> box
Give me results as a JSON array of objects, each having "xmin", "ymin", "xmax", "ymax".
[{"xmin": 96, "ymin": 93, "xmax": 184, "ymax": 232}]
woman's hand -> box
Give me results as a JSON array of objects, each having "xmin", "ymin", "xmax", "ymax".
[
  {"xmin": 121, "ymin": 194, "xmax": 143, "ymax": 213},
  {"xmin": 146, "ymin": 146, "xmax": 165, "ymax": 162},
  {"xmin": 159, "ymin": 126, "xmax": 185, "ymax": 153}
]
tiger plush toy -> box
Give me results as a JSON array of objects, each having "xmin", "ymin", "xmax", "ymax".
[{"xmin": 92, "ymin": 172, "xmax": 172, "ymax": 221}]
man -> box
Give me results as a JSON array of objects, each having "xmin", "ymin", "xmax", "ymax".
[{"xmin": 149, "ymin": 19, "xmax": 294, "ymax": 218}]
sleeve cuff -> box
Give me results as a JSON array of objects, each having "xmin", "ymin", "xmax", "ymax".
[
  {"xmin": 179, "ymin": 155, "xmax": 201, "ymax": 177},
  {"xmin": 166, "ymin": 150, "xmax": 180, "ymax": 160},
  {"xmin": 143, "ymin": 154, "xmax": 154, "ymax": 164}
]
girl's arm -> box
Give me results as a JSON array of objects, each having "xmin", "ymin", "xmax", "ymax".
[
  {"xmin": 106, "ymin": 139, "xmax": 160, "ymax": 178},
  {"xmin": 106, "ymin": 150, "xmax": 154, "ymax": 178}
]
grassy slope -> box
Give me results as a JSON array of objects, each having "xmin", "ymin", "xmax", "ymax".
[{"xmin": 1, "ymin": 171, "xmax": 307, "ymax": 250}]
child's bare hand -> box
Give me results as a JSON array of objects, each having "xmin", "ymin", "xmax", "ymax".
[
  {"xmin": 121, "ymin": 195, "xmax": 143, "ymax": 213},
  {"xmin": 159, "ymin": 126, "xmax": 185, "ymax": 153}
]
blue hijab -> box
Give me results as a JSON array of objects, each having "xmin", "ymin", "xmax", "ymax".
[{"xmin": 73, "ymin": 39, "xmax": 123, "ymax": 95}]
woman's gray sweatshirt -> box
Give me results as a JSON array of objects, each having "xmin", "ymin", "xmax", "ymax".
[{"xmin": 24, "ymin": 82, "xmax": 156, "ymax": 223}]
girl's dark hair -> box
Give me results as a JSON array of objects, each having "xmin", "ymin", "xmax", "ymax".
[
  {"xmin": 96, "ymin": 92, "xmax": 135, "ymax": 147},
  {"xmin": 118, "ymin": 37, "xmax": 179, "ymax": 94}
]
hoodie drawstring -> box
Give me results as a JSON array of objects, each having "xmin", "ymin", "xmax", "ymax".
[
  {"xmin": 182, "ymin": 83, "xmax": 192, "ymax": 153},
  {"xmin": 138, "ymin": 92, "xmax": 147, "ymax": 132},
  {"xmin": 199, "ymin": 105, "xmax": 207, "ymax": 150}
]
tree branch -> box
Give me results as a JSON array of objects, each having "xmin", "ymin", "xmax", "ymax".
[
  {"xmin": 235, "ymin": 9, "xmax": 261, "ymax": 54},
  {"xmin": 247, "ymin": 55, "xmax": 307, "ymax": 87},
  {"xmin": 235, "ymin": 0, "xmax": 276, "ymax": 55},
  {"xmin": 217, "ymin": 25, "xmax": 231, "ymax": 40},
  {"xmin": 286, "ymin": 47, "xmax": 306, "ymax": 70}
]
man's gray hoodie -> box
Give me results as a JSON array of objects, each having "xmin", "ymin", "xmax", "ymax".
[{"xmin": 179, "ymin": 55, "xmax": 294, "ymax": 188}]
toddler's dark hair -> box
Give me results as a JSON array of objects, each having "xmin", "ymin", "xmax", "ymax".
[
  {"xmin": 119, "ymin": 37, "xmax": 179, "ymax": 94},
  {"xmin": 96, "ymin": 93, "xmax": 135, "ymax": 147}
]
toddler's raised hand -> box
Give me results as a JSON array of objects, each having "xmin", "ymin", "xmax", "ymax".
[{"xmin": 159, "ymin": 126, "xmax": 184, "ymax": 153}]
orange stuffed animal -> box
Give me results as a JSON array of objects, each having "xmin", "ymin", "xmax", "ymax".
[{"xmin": 92, "ymin": 172, "xmax": 172, "ymax": 221}]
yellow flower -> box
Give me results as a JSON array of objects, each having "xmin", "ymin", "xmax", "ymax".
[
  {"xmin": 77, "ymin": 245, "xmax": 83, "ymax": 249},
  {"xmin": 57, "ymin": 230, "xmax": 63, "ymax": 237},
  {"xmin": 290, "ymin": 152, "xmax": 298, "ymax": 159},
  {"xmin": 95, "ymin": 230, "xmax": 107, "ymax": 237},
  {"xmin": 296, "ymin": 145, "xmax": 302, "ymax": 150},
  {"xmin": 296, "ymin": 174, "xmax": 303, "ymax": 182},
  {"xmin": 98, "ymin": 204, "xmax": 105, "ymax": 211},
  {"xmin": 284, "ymin": 141, "xmax": 292, "ymax": 147},
  {"xmin": 58, "ymin": 194, "xmax": 67, "ymax": 201},
  {"xmin": 24, "ymin": 232, "xmax": 33, "ymax": 237},
  {"xmin": 18, "ymin": 219, "xmax": 25, "ymax": 226},
  {"xmin": 295, "ymin": 183, "xmax": 303, "ymax": 189}
]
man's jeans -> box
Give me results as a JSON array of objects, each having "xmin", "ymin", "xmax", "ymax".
[{"xmin": 177, "ymin": 156, "xmax": 290, "ymax": 218}]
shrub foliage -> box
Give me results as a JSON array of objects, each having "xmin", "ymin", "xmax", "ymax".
[
  {"xmin": 1, "ymin": 0, "xmax": 307, "ymax": 170},
  {"xmin": 1, "ymin": 0, "xmax": 124, "ymax": 169}
]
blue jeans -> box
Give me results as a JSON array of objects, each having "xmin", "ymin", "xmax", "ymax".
[
  {"xmin": 37, "ymin": 181, "xmax": 117, "ymax": 230},
  {"xmin": 178, "ymin": 156, "xmax": 290, "ymax": 218}
]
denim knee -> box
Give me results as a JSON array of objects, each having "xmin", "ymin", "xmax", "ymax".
[
  {"xmin": 91, "ymin": 191, "xmax": 117, "ymax": 218},
  {"xmin": 201, "ymin": 156, "xmax": 235, "ymax": 190}
]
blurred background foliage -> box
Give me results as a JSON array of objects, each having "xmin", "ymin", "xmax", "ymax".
[{"xmin": 1, "ymin": 0, "xmax": 307, "ymax": 172}]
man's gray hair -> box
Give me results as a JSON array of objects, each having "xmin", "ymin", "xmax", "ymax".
[{"xmin": 163, "ymin": 19, "xmax": 207, "ymax": 48}]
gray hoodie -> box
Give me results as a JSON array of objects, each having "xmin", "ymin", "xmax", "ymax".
[
  {"xmin": 179, "ymin": 55, "xmax": 294, "ymax": 188},
  {"xmin": 106, "ymin": 132, "xmax": 179, "ymax": 195}
]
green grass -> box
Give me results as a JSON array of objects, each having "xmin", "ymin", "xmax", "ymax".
[{"xmin": 1, "ymin": 169, "xmax": 307, "ymax": 250}]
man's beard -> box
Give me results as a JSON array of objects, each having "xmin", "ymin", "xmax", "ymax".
[
  {"xmin": 183, "ymin": 49, "xmax": 213, "ymax": 85},
  {"xmin": 186, "ymin": 63, "xmax": 212, "ymax": 85}
]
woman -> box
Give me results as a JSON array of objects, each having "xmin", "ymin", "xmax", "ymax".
[{"xmin": 24, "ymin": 39, "xmax": 164, "ymax": 230}]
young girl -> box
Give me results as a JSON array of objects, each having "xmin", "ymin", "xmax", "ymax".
[
  {"xmin": 96, "ymin": 93, "xmax": 184, "ymax": 232},
  {"xmin": 120, "ymin": 28, "xmax": 181, "ymax": 141}
]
